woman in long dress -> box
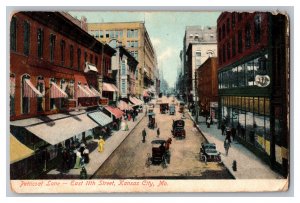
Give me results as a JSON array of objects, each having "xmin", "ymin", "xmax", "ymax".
[
  {"xmin": 74, "ymin": 151, "xmax": 82, "ymax": 169},
  {"xmin": 98, "ymin": 136, "xmax": 105, "ymax": 152}
]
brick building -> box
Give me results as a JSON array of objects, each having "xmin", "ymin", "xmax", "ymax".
[
  {"xmin": 9, "ymin": 12, "xmax": 115, "ymax": 179},
  {"xmin": 217, "ymin": 12, "xmax": 289, "ymax": 176},
  {"xmin": 196, "ymin": 57, "xmax": 218, "ymax": 118}
]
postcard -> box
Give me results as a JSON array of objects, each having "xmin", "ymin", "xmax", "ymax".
[{"xmin": 9, "ymin": 10, "xmax": 290, "ymax": 193}]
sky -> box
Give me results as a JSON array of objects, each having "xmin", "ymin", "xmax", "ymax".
[{"xmin": 69, "ymin": 11, "xmax": 221, "ymax": 88}]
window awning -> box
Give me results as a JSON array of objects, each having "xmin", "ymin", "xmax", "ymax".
[
  {"xmin": 90, "ymin": 87, "xmax": 102, "ymax": 97},
  {"xmin": 24, "ymin": 79, "xmax": 43, "ymax": 98},
  {"xmin": 77, "ymin": 84, "xmax": 92, "ymax": 98},
  {"xmin": 10, "ymin": 134, "xmax": 34, "ymax": 164},
  {"xmin": 84, "ymin": 85, "xmax": 97, "ymax": 97},
  {"xmin": 117, "ymin": 100, "xmax": 133, "ymax": 111},
  {"xmin": 87, "ymin": 111, "xmax": 113, "ymax": 126},
  {"xmin": 50, "ymin": 82, "xmax": 68, "ymax": 98},
  {"xmin": 25, "ymin": 114, "xmax": 98, "ymax": 145},
  {"xmin": 103, "ymin": 82, "xmax": 119, "ymax": 92},
  {"xmin": 84, "ymin": 62, "xmax": 98, "ymax": 73},
  {"xmin": 129, "ymin": 96, "xmax": 143, "ymax": 106},
  {"xmin": 105, "ymin": 106, "xmax": 124, "ymax": 119}
]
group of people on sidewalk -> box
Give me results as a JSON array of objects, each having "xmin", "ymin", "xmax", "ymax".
[{"xmin": 220, "ymin": 122, "xmax": 238, "ymax": 156}]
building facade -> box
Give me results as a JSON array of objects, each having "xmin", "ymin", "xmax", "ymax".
[
  {"xmin": 217, "ymin": 12, "xmax": 289, "ymax": 176},
  {"xmin": 183, "ymin": 26, "xmax": 217, "ymax": 103},
  {"xmin": 87, "ymin": 22, "xmax": 158, "ymax": 99},
  {"xmin": 196, "ymin": 57, "xmax": 219, "ymax": 118},
  {"xmin": 9, "ymin": 12, "xmax": 115, "ymax": 179}
]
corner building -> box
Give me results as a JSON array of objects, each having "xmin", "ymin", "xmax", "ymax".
[{"xmin": 217, "ymin": 12, "xmax": 289, "ymax": 177}]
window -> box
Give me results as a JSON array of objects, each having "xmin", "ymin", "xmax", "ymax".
[
  {"xmin": 70, "ymin": 45, "xmax": 74, "ymax": 68},
  {"xmin": 254, "ymin": 14, "xmax": 262, "ymax": 44},
  {"xmin": 121, "ymin": 79, "xmax": 126, "ymax": 94},
  {"xmin": 232, "ymin": 35, "xmax": 236, "ymax": 57},
  {"xmin": 37, "ymin": 28, "xmax": 44, "ymax": 58},
  {"xmin": 50, "ymin": 34, "xmax": 56, "ymax": 62},
  {"xmin": 77, "ymin": 48, "xmax": 81, "ymax": 70},
  {"xmin": 90, "ymin": 54, "xmax": 93, "ymax": 63},
  {"xmin": 127, "ymin": 29, "xmax": 138, "ymax": 38},
  {"xmin": 245, "ymin": 22, "xmax": 251, "ymax": 49},
  {"xmin": 95, "ymin": 56, "xmax": 98, "ymax": 67},
  {"xmin": 238, "ymin": 13, "xmax": 243, "ymax": 22},
  {"xmin": 218, "ymin": 28, "xmax": 221, "ymax": 41},
  {"xmin": 100, "ymin": 30, "xmax": 104, "ymax": 38},
  {"xmin": 227, "ymin": 42, "xmax": 231, "ymax": 60},
  {"xmin": 222, "ymin": 44, "xmax": 226, "ymax": 63},
  {"xmin": 105, "ymin": 31, "xmax": 109, "ymax": 38},
  {"xmin": 222, "ymin": 24, "xmax": 225, "ymax": 39},
  {"xmin": 10, "ymin": 74, "xmax": 16, "ymax": 116},
  {"xmin": 23, "ymin": 21, "xmax": 30, "ymax": 56},
  {"xmin": 37, "ymin": 76, "xmax": 45, "ymax": 112},
  {"xmin": 67, "ymin": 80, "xmax": 75, "ymax": 99},
  {"xmin": 10, "ymin": 17, "xmax": 17, "ymax": 51},
  {"xmin": 238, "ymin": 30, "xmax": 243, "ymax": 53},
  {"xmin": 232, "ymin": 12, "xmax": 236, "ymax": 29},
  {"xmin": 226, "ymin": 18, "xmax": 230, "ymax": 34},
  {"xmin": 94, "ymin": 30, "xmax": 99, "ymax": 38},
  {"xmin": 195, "ymin": 51, "xmax": 201, "ymax": 66},
  {"xmin": 60, "ymin": 40, "xmax": 65, "ymax": 66},
  {"xmin": 22, "ymin": 75, "xmax": 30, "ymax": 114},
  {"xmin": 50, "ymin": 78, "xmax": 56, "ymax": 110},
  {"xmin": 84, "ymin": 51, "xmax": 88, "ymax": 63},
  {"xmin": 246, "ymin": 60, "xmax": 254, "ymax": 86}
]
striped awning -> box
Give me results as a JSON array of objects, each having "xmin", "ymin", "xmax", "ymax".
[
  {"xmin": 84, "ymin": 85, "xmax": 97, "ymax": 97},
  {"xmin": 103, "ymin": 82, "xmax": 119, "ymax": 92},
  {"xmin": 117, "ymin": 100, "xmax": 133, "ymax": 111},
  {"xmin": 88, "ymin": 111, "xmax": 113, "ymax": 127},
  {"xmin": 105, "ymin": 106, "xmax": 124, "ymax": 119},
  {"xmin": 77, "ymin": 84, "xmax": 92, "ymax": 98},
  {"xmin": 23, "ymin": 79, "xmax": 42, "ymax": 98},
  {"xmin": 90, "ymin": 87, "xmax": 102, "ymax": 97},
  {"xmin": 129, "ymin": 97, "xmax": 142, "ymax": 106},
  {"xmin": 50, "ymin": 82, "xmax": 68, "ymax": 98}
]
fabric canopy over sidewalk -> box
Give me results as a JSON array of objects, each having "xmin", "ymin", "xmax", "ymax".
[
  {"xmin": 104, "ymin": 106, "xmax": 124, "ymax": 119},
  {"xmin": 103, "ymin": 82, "xmax": 119, "ymax": 92},
  {"xmin": 24, "ymin": 79, "xmax": 43, "ymax": 97},
  {"xmin": 50, "ymin": 82, "xmax": 68, "ymax": 98},
  {"xmin": 10, "ymin": 133, "xmax": 34, "ymax": 164},
  {"xmin": 129, "ymin": 97, "xmax": 143, "ymax": 106},
  {"xmin": 25, "ymin": 114, "xmax": 98, "ymax": 145},
  {"xmin": 117, "ymin": 100, "xmax": 133, "ymax": 111},
  {"xmin": 77, "ymin": 84, "xmax": 92, "ymax": 98},
  {"xmin": 88, "ymin": 111, "xmax": 113, "ymax": 126}
]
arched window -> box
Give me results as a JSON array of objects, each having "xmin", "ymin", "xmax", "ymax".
[
  {"xmin": 50, "ymin": 78, "xmax": 56, "ymax": 110},
  {"xmin": 207, "ymin": 50, "xmax": 214, "ymax": 58},
  {"xmin": 10, "ymin": 73, "xmax": 16, "ymax": 116},
  {"xmin": 37, "ymin": 76, "xmax": 45, "ymax": 112},
  {"xmin": 21, "ymin": 74, "xmax": 30, "ymax": 114}
]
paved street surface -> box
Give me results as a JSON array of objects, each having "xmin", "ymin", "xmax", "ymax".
[
  {"xmin": 93, "ymin": 96, "xmax": 233, "ymax": 179},
  {"xmin": 189, "ymin": 113, "xmax": 284, "ymax": 179}
]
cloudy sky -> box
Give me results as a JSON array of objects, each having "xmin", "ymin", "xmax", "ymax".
[{"xmin": 69, "ymin": 11, "xmax": 221, "ymax": 88}]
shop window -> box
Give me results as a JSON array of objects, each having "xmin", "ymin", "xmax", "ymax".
[
  {"xmin": 254, "ymin": 14, "xmax": 262, "ymax": 44},
  {"xmin": 245, "ymin": 22, "xmax": 251, "ymax": 49},
  {"xmin": 231, "ymin": 67, "xmax": 238, "ymax": 87},
  {"xmin": 37, "ymin": 28, "xmax": 44, "ymax": 59},
  {"xmin": 265, "ymin": 98, "xmax": 270, "ymax": 116},
  {"xmin": 50, "ymin": 34, "xmax": 56, "ymax": 63},
  {"xmin": 22, "ymin": 75, "xmax": 30, "ymax": 114},
  {"xmin": 10, "ymin": 17, "xmax": 17, "ymax": 51},
  {"xmin": 259, "ymin": 97, "xmax": 265, "ymax": 115},
  {"xmin": 70, "ymin": 45, "xmax": 74, "ymax": 68},
  {"xmin": 23, "ymin": 21, "xmax": 30, "ymax": 56},
  {"xmin": 246, "ymin": 60, "xmax": 254, "ymax": 86},
  {"xmin": 10, "ymin": 73, "xmax": 16, "ymax": 116},
  {"xmin": 37, "ymin": 76, "xmax": 45, "ymax": 112}
]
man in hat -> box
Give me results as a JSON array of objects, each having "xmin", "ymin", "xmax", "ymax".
[{"xmin": 142, "ymin": 128, "xmax": 147, "ymax": 143}]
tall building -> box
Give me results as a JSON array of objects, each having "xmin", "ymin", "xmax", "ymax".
[
  {"xmin": 183, "ymin": 26, "xmax": 217, "ymax": 103},
  {"xmin": 9, "ymin": 12, "xmax": 115, "ymax": 179},
  {"xmin": 217, "ymin": 12, "xmax": 289, "ymax": 177},
  {"xmin": 86, "ymin": 21, "xmax": 158, "ymax": 99}
]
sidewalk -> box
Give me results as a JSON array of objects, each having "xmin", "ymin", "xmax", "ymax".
[
  {"xmin": 188, "ymin": 112, "xmax": 283, "ymax": 179},
  {"xmin": 46, "ymin": 108, "xmax": 145, "ymax": 179}
]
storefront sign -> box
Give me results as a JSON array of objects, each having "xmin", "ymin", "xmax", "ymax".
[{"xmin": 255, "ymin": 75, "xmax": 270, "ymax": 87}]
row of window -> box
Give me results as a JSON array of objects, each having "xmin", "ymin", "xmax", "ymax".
[
  {"xmin": 218, "ymin": 14, "xmax": 262, "ymax": 64},
  {"xmin": 126, "ymin": 41, "xmax": 138, "ymax": 48},
  {"xmin": 10, "ymin": 17, "xmax": 104, "ymax": 72},
  {"xmin": 218, "ymin": 55, "xmax": 268, "ymax": 89},
  {"xmin": 89, "ymin": 29, "xmax": 139, "ymax": 39}
]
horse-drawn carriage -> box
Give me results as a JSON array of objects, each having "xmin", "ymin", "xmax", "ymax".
[
  {"xmin": 179, "ymin": 102, "xmax": 185, "ymax": 113},
  {"xmin": 145, "ymin": 139, "xmax": 172, "ymax": 168},
  {"xmin": 147, "ymin": 112, "xmax": 157, "ymax": 129},
  {"xmin": 171, "ymin": 119, "xmax": 186, "ymax": 139},
  {"xmin": 200, "ymin": 143, "xmax": 221, "ymax": 163}
]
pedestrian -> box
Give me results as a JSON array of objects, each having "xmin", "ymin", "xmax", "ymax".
[
  {"xmin": 125, "ymin": 121, "xmax": 129, "ymax": 131},
  {"xmin": 225, "ymin": 127, "xmax": 232, "ymax": 142},
  {"xmin": 132, "ymin": 113, "xmax": 135, "ymax": 122},
  {"xmin": 74, "ymin": 151, "xmax": 82, "ymax": 169},
  {"xmin": 231, "ymin": 126, "xmax": 237, "ymax": 141},
  {"xmin": 83, "ymin": 147, "xmax": 90, "ymax": 164},
  {"xmin": 221, "ymin": 123, "xmax": 226, "ymax": 136},
  {"xmin": 98, "ymin": 136, "xmax": 105, "ymax": 152},
  {"xmin": 157, "ymin": 127, "xmax": 160, "ymax": 138},
  {"xmin": 224, "ymin": 139, "xmax": 231, "ymax": 156},
  {"xmin": 241, "ymin": 126, "xmax": 246, "ymax": 139},
  {"xmin": 206, "ymin": 117, "xmax": 211, "ymax": 128},
  {"xmin": 142, "ymin": 128, "xmax": 147, "ymax": 143}
]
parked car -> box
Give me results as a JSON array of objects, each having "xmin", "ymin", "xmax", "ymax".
[{"xmin": 200, "ymin": 143, "xmax": 221, "ymax": 163}]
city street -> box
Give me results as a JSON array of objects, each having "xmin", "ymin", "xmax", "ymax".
[{"xmin": 93, "ymin": 97, "xmax": 233, "ymax": 179}]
